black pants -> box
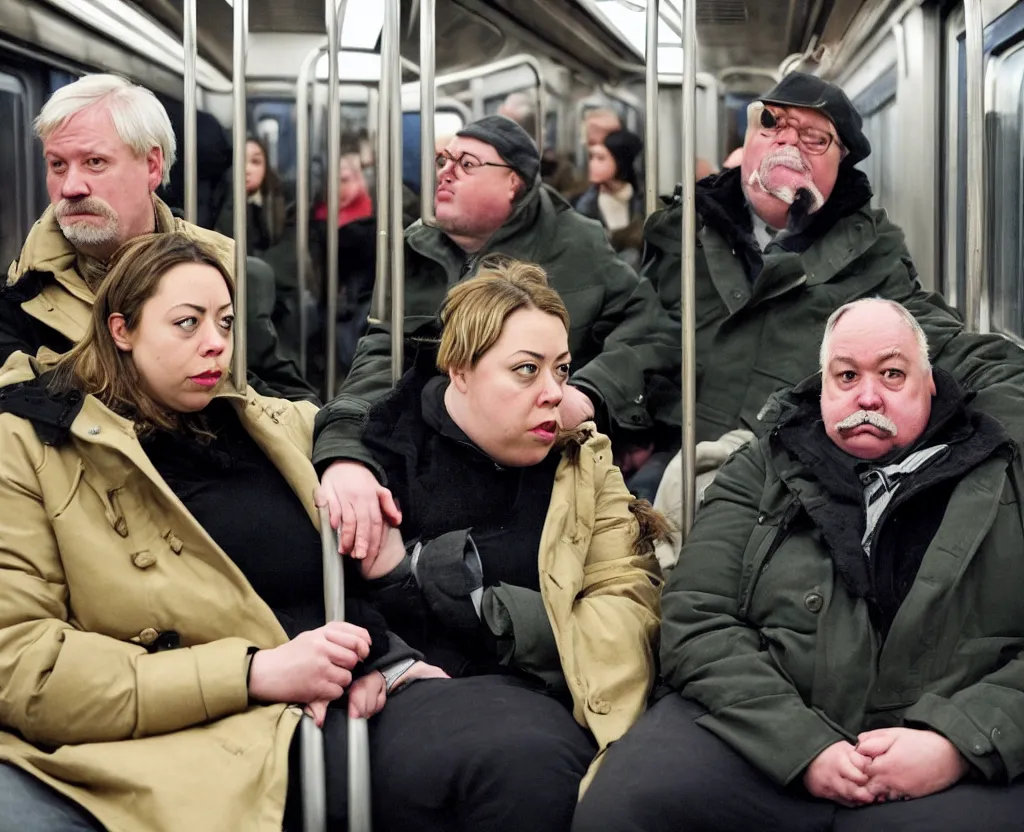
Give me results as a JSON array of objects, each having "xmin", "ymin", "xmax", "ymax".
[
  {"xmin": 573, "ymin": 695, "xmax": 1024, "ymax": 832},
  {"xmin": 370, "ymin": 674, "xmax": 596, "ymax": 832}
]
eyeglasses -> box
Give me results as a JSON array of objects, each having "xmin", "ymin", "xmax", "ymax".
[
  {"xmin": 435, "ymin": 150, "xmax": 515, "ymax": 177},
  {"xmin": 756, "ymin": 104, "xmax": 845, "ymax": 157}
]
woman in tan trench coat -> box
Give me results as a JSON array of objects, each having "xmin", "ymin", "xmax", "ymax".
[{"xmin": 0, "ymin": 233, "xmax": 428, "ymax": 831}]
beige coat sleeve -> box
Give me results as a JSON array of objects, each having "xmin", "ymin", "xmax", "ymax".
[
  {"xmin": 569, "ymin": 449, "xmax": 663, "ymax": 751},
  {"xmin": 0, "ymin": 428, "xmax": 256, "ymax": 746}
]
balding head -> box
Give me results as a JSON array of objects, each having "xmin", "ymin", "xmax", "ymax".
[{"xmin": 819, "ymin": 299, "xmax": 936, "ymax": 460}]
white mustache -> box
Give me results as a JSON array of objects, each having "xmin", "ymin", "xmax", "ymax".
[
  {"xmin": 747, "ymin": 146, "xmax": 826, "ymax": 212},
  {"xmin": 835, "ymin": 410, "xmax": 898, "ymax": 436}
]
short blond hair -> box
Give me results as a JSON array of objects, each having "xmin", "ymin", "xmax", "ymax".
[
  {"xmin": 437, "ymin": 259, "xmax": 570, "ymax": 372},
  {"xmin": 35, "ymin": 74, "xmax": 176, "ymax": 187}
]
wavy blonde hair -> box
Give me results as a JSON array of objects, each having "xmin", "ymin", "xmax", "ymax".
[{"xmin": 436, "ymin": 258, "xmax": 570, "ymax": 372}]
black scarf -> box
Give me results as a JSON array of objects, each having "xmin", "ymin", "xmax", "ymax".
[{"xmin": 774, "ymin": 370, "xmax": 1011, "ymax": 630}]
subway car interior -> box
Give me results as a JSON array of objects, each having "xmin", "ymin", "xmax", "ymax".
[
  {"xmin": 3, "ymin": 0, "xmax": 1023, "ymax": 359},
  {"xmin": 2, "ymin": 1, "xmax": 1024, "ymax": 829}
]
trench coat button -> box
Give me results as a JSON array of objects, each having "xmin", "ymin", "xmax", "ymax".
[
  {"xmin": 164, "ymin": 532, "xmax": 184, "ymax": 554},
  {"xmin": 587, "ymin": 697, "xmax": 611, "ymax": 715},
  {"xmin": 138, "ymin": 628, "xmax": 159, "ymax": 645},
  {"xmin": 804, "ymin": 592, "xmax": 824, "ymax": 613},
  {"xmin": 88, "ymin": 426, "xmax": 100, "ymax": 435},
  {"xmin": 114, "ymin": 518, "xmax": 129, "ymax": 538},
  {"xmin": 971, "ymin": 740, "xmax": 987, "ymax": 755},
  {"xmin": 132, "ymin": 551, "xmax": 157, "ymax": 569},
  {"xmin": 731, "ymin": 289, "xmax": 746, "ymax": 301},
  {"xmin": 757, "ymin": 513, "xmax": 766, "ymax": 524},
  {"xmin": 633, "ymin": 394, "xmax": 644, "ymax": 405},
  {"xmin": 992, "ymin": 728, "xmax": 1003, "ymax": 741},
  {"xmin": 631, "ymin": 414, "xmax": 644, "ymax": 424}
]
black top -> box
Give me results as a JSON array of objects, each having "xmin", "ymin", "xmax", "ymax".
[
  {"xmin": 143, "ymin": 401, "xmax": 388, "ymax": 662},
  {"xmin": 143, "ymin": 402, "xmax": 323, "ymax": 638},
  {"xmin": 415, "ymin": 377, "xmax": 559, "ymax": 592}
]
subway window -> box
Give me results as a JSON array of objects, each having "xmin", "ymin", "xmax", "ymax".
[
  {"xmin": 0, "ymin": 72, "xmax": 31, "ymax": 271},
  {"xmin": 854, "ymin": 68, "xmax": 898, "ymax": 216}
]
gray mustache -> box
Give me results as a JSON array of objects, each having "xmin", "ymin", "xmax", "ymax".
[
  {"xmin": 835, "ymin": 410, "xmax": 898, "ymax": 436},
  {"xmin": 55, "ymin": 197, "xmax": 117, "ymax": 221}
]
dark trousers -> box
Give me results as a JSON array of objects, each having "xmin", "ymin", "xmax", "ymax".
[
  {"xmin": 371, "ymin": 674, "xmax": 596, "ymax": 832},
  {"xmin": 573, "ymin": 694, "xmax": 1024, "ymax": 832}
]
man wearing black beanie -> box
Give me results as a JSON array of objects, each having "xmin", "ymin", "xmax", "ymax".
[{"xmin": 313, "ymin": 113, "xmax": 681, "ymax": 559}]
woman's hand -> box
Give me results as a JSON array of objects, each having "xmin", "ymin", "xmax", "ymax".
[
  {"xmin": 348, "ymin": 671, "xmax": 387, "ymax": 718},
  {"xmin": 248, "ymin": 622, "xmax": 372, "ymax": 706}
]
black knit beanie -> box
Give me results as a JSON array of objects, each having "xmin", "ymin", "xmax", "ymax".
[{"xmin": 456, "ymin": 115, "xmax": 540, "ymax": 185}]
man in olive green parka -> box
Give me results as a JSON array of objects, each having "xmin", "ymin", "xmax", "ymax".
[{"xmin": 575, "ymin": 299, "xmax": 1024, "ymax": 831}]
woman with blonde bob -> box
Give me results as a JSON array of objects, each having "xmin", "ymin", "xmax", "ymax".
[
  {"xmin": 349, "ymin": 259, "xmax": 667, "ymax": 831},
  {"xmin": 0, "ymin": 233, "xmax": 427, "ymax": 831}
]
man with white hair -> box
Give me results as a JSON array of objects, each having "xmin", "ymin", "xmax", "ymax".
[
  {"xmin": 575, "ymin": 297, "xmax": 1024, "ymax": 831},
  {"xmin": 644, "ymin": 72, "xmax": 1024, "ymax": 567},
  {"xmin": 0, "ymin": 73, "xmax": 312, "ymax": 401}
]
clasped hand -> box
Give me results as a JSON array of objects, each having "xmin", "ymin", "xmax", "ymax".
[{"xmin": 803, "ymin": 728, "xmax": 970, "ymax": 808}]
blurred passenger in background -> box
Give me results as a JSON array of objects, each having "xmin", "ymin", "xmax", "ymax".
[{"xmin": 574, "ymin": 129, "xmax": 645, "ymax": 268}]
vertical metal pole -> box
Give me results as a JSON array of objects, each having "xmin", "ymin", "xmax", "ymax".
[
  {"xmin": 182, "ymin": 0, "xmax": 198, "ymax": 224},
  {"xmin": 964, "ymin": 0, "xmax": 985, "ymax": 332},
  {"xmin": 679, "ymin": 0, "xmax": 697, "ymax": 538},
  {"xmin": 534, "ymin": 78, "xmax": 546, "ymax": 157},
  {"xmin": 231, "ymin": 0, "xmax": 249, "ymax": 389},
  {"xmin": 387, "ymin": 0, "xmax": 405, "ymax": 385},
  {"xmin": 372, "ymin": 73, "xmax": 392, "ymax": 323},
  {"xmin": 325, "ymin": 0, "xmax": 349, "ymax": 400},
  {"xmin": 644, "ymin": 0, "xmax": 659, "ymax": 216},
  {"xmin": 420, "ymin": 0, "xmax": 436, "ymax": 224},
  {"xmin": 295, "ymin": 46, "xmax": 324, "ymax": 379}
]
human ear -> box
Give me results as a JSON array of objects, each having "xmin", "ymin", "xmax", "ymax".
[
  {"xmin": 108, "ymin": 313, "xmax": 133, "ymax": 352},
  {"xmin": 449, "ymin": 366, "xmax": 470, "ymax": 394}
]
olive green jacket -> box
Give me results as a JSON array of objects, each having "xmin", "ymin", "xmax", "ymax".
[
  {"xmin": 641, "ymin": 168, "xmax": 1024, "ymax": 444},
  {"xmin": 311, "ymin": 181, "xmax": 679, "ymax": 477},
  {"xmin": 661, "ymin": 382, "xmax": 1024, "ymax": 787}
]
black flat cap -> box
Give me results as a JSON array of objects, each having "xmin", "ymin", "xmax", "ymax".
[
  {"xmin": 457, "ymin": 115, "xmax": 540, "ymax": 185},
  {"xmin": 759, "ymin": 72, "xmax": 871, "ymax": 166}
]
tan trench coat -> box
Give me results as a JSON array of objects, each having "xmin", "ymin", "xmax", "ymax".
[{"xmin": 0, "ymin": 355, "xmax": 661, "ymax": 829}]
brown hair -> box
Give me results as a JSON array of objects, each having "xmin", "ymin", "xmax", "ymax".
[
  {"xmin": 436, "ymin": 258, "xmax": 570, "ymax": 373},
  {"xmin": 52, "ymin": 233, "xmax": 235, "ymax": 434}
]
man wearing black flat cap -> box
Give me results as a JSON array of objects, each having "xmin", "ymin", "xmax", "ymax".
[
  {"xmin": 313, "ymin": 114, "xmax": 680, "ymax": 560},
  {"xmin": 644, "ymin": 72, "xmax": 1024, "ymax": 569}
]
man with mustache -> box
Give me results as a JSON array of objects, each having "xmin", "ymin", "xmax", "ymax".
[
  {"xmin": 645, "ymin": 72, "xmax": 1024, "ymax": 568},
  {"xmin": 0, "ymin": 74, "xmax": 313, "ymax": 402},
  {"xmin": 313, "ymin": 115, "xmax": 679, "ymax": 561},
  {"xmin": 574, "ymin": 297, "xmax": 1024, "ymax": 831}
]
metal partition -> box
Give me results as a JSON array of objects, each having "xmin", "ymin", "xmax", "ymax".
[
  {"xmin": 679, "ymin": 0, "xmax": 697, "ymax": 539},
  {"xmin": 385, "ymin": 0, "xmax": 405, "ymax": 384},
  {"xmin": 407, "ymin": 54, "xmax": 547, "ymax": 154},
  {"xmin": 964, "ymin": 0, "xmax": 984, "ymax": 332},
  {"xmin": 644, "ymin": 0, "xmax": 659, "ymax": 216},
  {"xmin": 295, "ymin": 44, "xmax": 326, "ymax": 377},
  {"xmin": 231, "ymin": 0, "xmax": 249, "ymax": 389},
  {"xmin": 420, "ymin": 0, "xmax": 436, "ymax": 224},
  {"xmin": 182, "ymin": 0, "xmax": 197, "ymax": 224},
  {"xmin": 323, "ymin": 0, "xmax": 349, "ymax": 399}
]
